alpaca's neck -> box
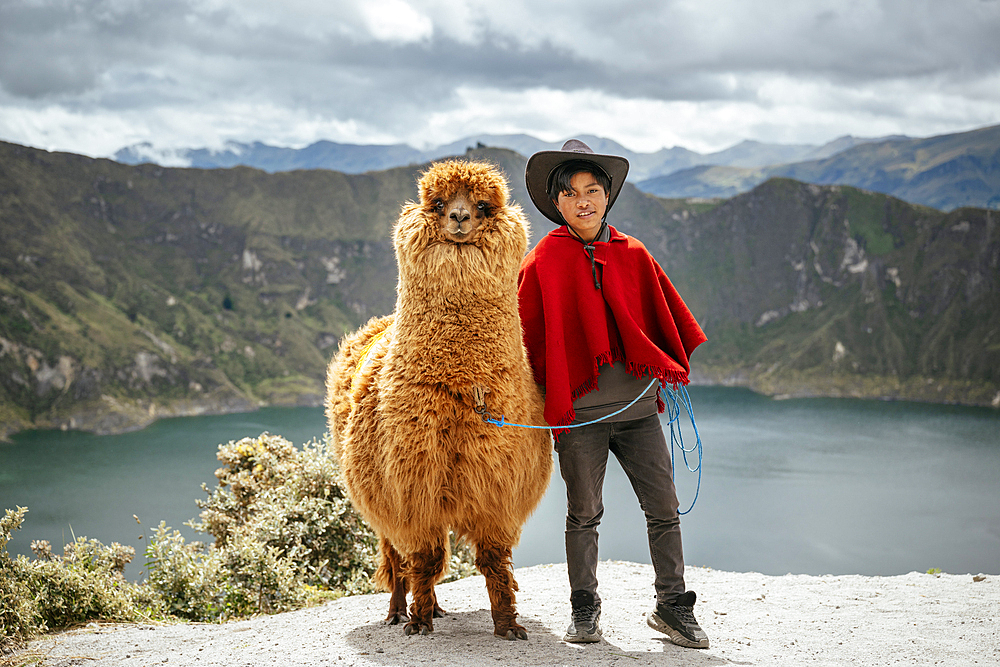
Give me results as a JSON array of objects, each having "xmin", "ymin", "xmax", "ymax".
[
  {"xmin": 395, "ymin": 284, "xmax": 519, "ymax": 337},
  {"xmin": 391, "ymin": 284, "xmax": 524, "ymax": 384}
]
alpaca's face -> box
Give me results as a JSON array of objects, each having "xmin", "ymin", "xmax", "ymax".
[
  {"xmin": 396, "ymin": 160, "xmax": 524, "ymax": 272},
  {"xmin": 432, "ymin": 188, "xmax": 494, "ymax": 244}
]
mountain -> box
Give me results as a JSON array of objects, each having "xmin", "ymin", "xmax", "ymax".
[
  {"xmin": 114, "ymin": 134, "xmax": 890, "ymax": 183},
  {"xmin": 638, "ymin": 124, "xmax": 1000, "ymax": 211},
  {"xmin": 799, "ymin": 134, "xmax": 910, "ymax": 161},
  {"xmin": 2, "ymin": 140, "xmax": 998, "ymax": 439}
]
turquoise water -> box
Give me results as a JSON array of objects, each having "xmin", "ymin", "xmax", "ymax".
[{"xmin": 2, "ymin": 387, "xmax": 998, "ymax": 580}]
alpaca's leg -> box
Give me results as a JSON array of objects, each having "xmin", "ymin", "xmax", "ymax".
[
  {"xmin": 475, "ymin": 539, "xmax": 526, "ymax": 640},
  {"xmin": 376, "ymin": 538, "xmax": 409, "ymax": 624},
  {"xmin": 432, "ymin": 589, "xmax": 446, "ymax": 618},
  {"xmin": 403, "ymin": 541, "xmax": 448, "ymax": 636}
]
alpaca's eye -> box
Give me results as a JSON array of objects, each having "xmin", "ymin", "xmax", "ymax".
[
  {"xmin": 433, "ymin": 199, "xmax": 444, "ymax": 211},
  {"xmin": 476, "ymin": 201, "xmax": 489, "ymax": 213}
]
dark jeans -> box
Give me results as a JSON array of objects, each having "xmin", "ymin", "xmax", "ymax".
[{"xmin": 555, "ymin": 413, "xmax": 686, "ymax": 605}]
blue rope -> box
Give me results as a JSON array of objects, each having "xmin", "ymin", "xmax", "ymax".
[
  {"xmin": 480, "ymin": 379, "xmax": 703, "ymax": 513},
  {"xmin": 662, "ymin": 383, "xmax": 703, "ymax": 515}
]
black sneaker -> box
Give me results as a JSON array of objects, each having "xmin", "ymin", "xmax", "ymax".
[
  {"xmin": 647, "ymin": 590, "xmax": 709, "ymax": 648},
  {"xmin": 563, "ymin": 590, "xmax": 602, "ymax": 643}
]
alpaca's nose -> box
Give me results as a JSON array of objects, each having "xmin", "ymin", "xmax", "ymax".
[{"xmin": 450, "ymin": 208, "xmax": 470, "ymax": 224}]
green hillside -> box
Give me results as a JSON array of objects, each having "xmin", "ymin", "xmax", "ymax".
[
  {"xmin": 0, "ymin": 141, "xmax": 420, "ymax": 437},
  {"xmin": 1, "ymin": 141, "xmax": 997, "ymax": 439}
]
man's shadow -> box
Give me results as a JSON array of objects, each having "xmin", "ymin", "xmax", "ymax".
[{"xmin": 344, "ymin": 607, "xmax": 732, "ymax": 665}]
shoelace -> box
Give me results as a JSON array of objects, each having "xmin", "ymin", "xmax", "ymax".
[
  {"xmin": 664, "ymin": 602, "xmax": 696, "ymax": 624},
  {"xmin": 572, "ymin": 603, "xmax": 600, "ymax": 624}
]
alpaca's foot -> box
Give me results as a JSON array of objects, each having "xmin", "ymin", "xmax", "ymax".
[
  {"xmin": 384, "ymin": 610, "xmax": 408, "ymax": 625},
  {"xmin": 433, "ymin": 603, "xmax": 446, "ymax": 618},
  {"xmin": 404, "ymin": 619, "xmax": 433, "ymax": 636},
  {"xmin": 474, "ymin": 540, "xmax": 526, "ymax": 640},
  {"xmin": 379, "ymin": 539, "xmax": 410, "ymax": 626},
  {"xmin": 496, "ymin": 620, "xmax": 528, "ymax": 641},
  {"xmin": 401, "ymin": 543, "xmax": 446, "ymax": 637}
]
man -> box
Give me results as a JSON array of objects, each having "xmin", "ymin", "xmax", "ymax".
[{"xmin": 518, "ymin": 139, "xmax": 709, "ymax": 648}]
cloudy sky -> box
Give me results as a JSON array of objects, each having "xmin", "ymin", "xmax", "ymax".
[{"xmin": 2, "ymin": 0, "xmax": 999, "ymax": 159}]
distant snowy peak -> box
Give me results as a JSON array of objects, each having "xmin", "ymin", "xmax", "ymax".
[{"xmin": 114, "ymin": 142, "xmax": 196, "ymax": 168}]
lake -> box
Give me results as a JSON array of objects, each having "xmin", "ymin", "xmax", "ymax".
[{"xmin": 2, "ymin": 387, "xmax": 998, "ymax": 581}]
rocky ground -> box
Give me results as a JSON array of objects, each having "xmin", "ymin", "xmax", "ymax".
[{"xmin": 18, "ymin": 561, "xmax": 998, "ymax": 667}]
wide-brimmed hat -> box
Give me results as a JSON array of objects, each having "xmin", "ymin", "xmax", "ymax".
[{"xmin": 525, "ymin": 139, "xmax": 630, "ymax": 225}]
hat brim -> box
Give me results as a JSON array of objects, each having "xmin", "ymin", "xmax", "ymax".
[{"xmin": 525, "ymin": 150, "xmax": 630, "ymax": 225}]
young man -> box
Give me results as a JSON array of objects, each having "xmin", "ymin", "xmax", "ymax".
[{"xmin": 518, "ymin": 139, "xmax": 710, "ymax": 648}]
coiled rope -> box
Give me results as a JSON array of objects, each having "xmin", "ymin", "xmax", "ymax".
[{"xmin": 662, "ymin": 383, "xmax": 703, "ymax": 515}]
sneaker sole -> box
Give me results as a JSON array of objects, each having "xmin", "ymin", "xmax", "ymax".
[
  {"xmin": 647, "ymin": 612, "xmax": 709, "ymax": 649},
  {"xmin": 562, "ymin": 628, "xmax": 602, "ymax": 643}
]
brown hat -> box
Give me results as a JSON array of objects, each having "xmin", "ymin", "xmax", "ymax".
[{"xmin": 525, "ymin": 139, "xmax": 630, "ymax": 225}]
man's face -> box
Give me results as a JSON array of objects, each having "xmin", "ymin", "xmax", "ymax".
[{"xmin": 554, "ymin": 171, "xmax": 609, "ymax": 243}]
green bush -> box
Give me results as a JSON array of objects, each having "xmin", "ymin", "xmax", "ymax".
[
  {"xmin": 143, "ymin": 520, "xmax": 306, "ymax": 622},
  {"xmin": 1, "ymin": 507, "xmax": 38, "ymax": 653},
  {"xmin": 216, "ymin": 529, "xmax": 306, "ymax": 616},
  {"xmin": 190, "ymin": 433, "xmax": 380, "ymax": 594},
  {"xmin": 24, "ymin": 537, "xmax": 151, "ymax": 631},
  {"xmin": 143, "ymin": 523, "xmax": 224, "ymax": 620},
  {"xmin": 1, "ymin": 507, "xmax": 158, "ymax": 655}
]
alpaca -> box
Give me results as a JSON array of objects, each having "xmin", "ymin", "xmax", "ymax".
[{"xmin": 325, "ymin": 160, "xmax": 552, "ymax": 640}]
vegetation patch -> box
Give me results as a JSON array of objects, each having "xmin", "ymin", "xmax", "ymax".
[
  {"xmin": 1, "ymin": 433, "xmax": 477, "ymax": 655},
  {"xmin": 843, "ymin": 188, "xmax": 896, "ymax": 255}
]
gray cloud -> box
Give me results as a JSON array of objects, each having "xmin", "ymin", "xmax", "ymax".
[{"xmin": 1, "ymin": 0, "xmax": 998, "ymax": 155}]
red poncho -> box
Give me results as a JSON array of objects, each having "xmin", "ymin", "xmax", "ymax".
[{"xmin": 517, "ymin": 225, "xmax": 707, "ymax": 431}]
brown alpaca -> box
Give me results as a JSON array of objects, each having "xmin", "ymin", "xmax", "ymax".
[{"xmin": 325, "ymin": 160, "xmax": 552, "ymax": 640}]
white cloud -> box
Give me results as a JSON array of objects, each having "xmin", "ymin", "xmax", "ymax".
[{"xmin": 360, "ymin": 0, "xmax": 434, "ymax": 43}]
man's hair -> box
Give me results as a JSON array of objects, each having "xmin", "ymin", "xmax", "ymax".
[{"xmin": 547, "ymin": 159, "xmax": 612, "ymax": 201}]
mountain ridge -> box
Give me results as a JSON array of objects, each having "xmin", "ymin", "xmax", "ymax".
[
  {"xmin": 116, "ymin": 126, "xmax": 1000, "ymax": 212},
  {"xmin": 638, "ymin": 124, "xmax": 1000, "ymax": 212},
  {"xmin": 114, "ymin": 132, "xmax": 894, "ymax": 183}
]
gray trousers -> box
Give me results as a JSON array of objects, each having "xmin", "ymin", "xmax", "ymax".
[{"xmin": 555, "ymin": 413, "xmax": 686, "ymax": 605}]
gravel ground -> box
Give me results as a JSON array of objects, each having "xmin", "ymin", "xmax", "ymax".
[{"xmin": 19, "ymin": 561, "xmax": 998, "ymax": 667}]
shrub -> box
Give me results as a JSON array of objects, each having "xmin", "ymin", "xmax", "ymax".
[
  {"xmin": 215, "ymin": 529, "xmax": 306, "ymax": 616},
  {"xmin": 24, "ymin": 536, "xmax": 148, "ymax": 631},
  {"xmin": 190, "ymin": 433, "xmax": 380, "ymax": 593},
  {"xmin": 1, "ymin": 507, "xmax": 37, "ymax": 653},
  {"xmin": 1, "ymin": 507, "xmax": 159, "ymax": 655},
  {"xmin": 143, "ymin": 523, "xmax": 224, "ymax": 620},
  {"xmin": 187, "ymin": 433, "xmax": 477, "ymax": 604}
]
